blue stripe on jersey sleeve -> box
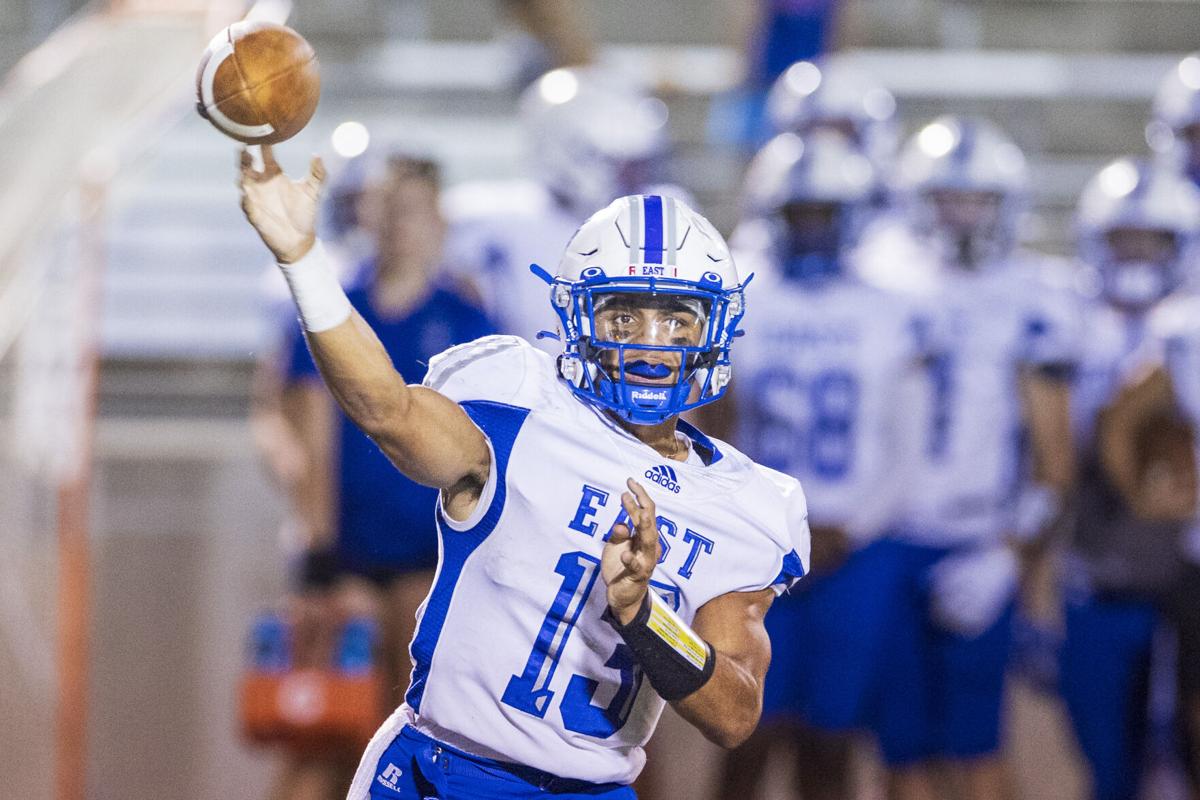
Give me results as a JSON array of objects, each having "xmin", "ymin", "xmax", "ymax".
[
  {"xmin": 772, "ymin": 549, "xmax": 808, "ymax": 588},
  {"xmin": 405, "ymin": 400, "xmax": 531, "ymax": 713}
]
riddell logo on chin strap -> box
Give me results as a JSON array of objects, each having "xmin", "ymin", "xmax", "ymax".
[{"xmin": 645, "ymin": 464, "xmax": 681, "ymax": 493}]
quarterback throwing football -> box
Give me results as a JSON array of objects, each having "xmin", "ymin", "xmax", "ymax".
[{"xmin": 237, "ymin": 146, "xmax": 810, "ymax": 799}]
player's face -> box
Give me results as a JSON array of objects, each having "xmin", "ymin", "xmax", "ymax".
[
  {"xmin": 781, "ymin": 201, "xmax": 842, "ymax": 255},
  {"xmin": 593, "ymin": 293, "xmax": 708, "ymax": 383},
  {"xmin": 928, "ymin": 189, "xmax": 1003, "ymax": 236},
  {"xmin": 1105, "ymin": 226, "xmax": 1178, "ymax": 265},
  {"xmin": 362, "ymin": 167, "xmax": 445, "ymax": 274}
]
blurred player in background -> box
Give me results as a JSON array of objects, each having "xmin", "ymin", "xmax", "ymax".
[
  {"xmin": 731, "ymin": 57, "xmax": 897, "ymax": 256},
  {"xmin": 1059, "ymin": 158, "xmax": 1200, "ymax": 800},
  {"xmin": 441, "ymin": 66, "xmax": 686, "ymax": 348},
  {"xmin": 711, "ymin": 131, "xmax": 929, "ymax": 800},
  {"xmin": 252, "ymin": 151, "xmax": 496, "ymax": 800},
  {"xmin": 238, "ymin": 137, "xmax": 811, "ymax": 798},
  {"xmin": 1150, "ymin": 52, "xmax": 1200, "ymax": 190},
  {"xmin": 867, "ymin": 117, "xmax": 1079, "ymax": 800}
]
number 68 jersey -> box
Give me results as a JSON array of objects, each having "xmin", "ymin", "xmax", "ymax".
[{"xmin": 397, "ymin": 335, "xmax": 810, "ymax": 785}]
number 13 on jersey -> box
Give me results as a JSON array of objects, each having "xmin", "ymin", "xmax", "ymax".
[{"xmin": 501, "ymin": 551, "xmax": 646, "ymax": 738}]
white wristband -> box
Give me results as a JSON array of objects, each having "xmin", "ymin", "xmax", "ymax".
[{"xmin": 277, "ymin": 240, "xmax": 353, "ymax": 332}]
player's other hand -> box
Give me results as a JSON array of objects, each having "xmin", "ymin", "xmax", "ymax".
[
  {"xmin": 603, "ymin": 478, "xmax": 662, "ymax": 625},
  {"xmin": 237, "ymin": 144, "xmax": 325, "ymax": 264}
]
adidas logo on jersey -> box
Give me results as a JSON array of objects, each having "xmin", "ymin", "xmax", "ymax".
[
  {"xmin": 376, "ymin": 763, "xmax": 404, "ymax": 791},
  {"xmin": 645, "ymin": 464, "xmax": 681, "ymax": 493}
]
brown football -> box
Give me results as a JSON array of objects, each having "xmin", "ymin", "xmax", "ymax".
[{"xmin": 195, "ymin": 21, "xmax": 320, "ymax": 145}]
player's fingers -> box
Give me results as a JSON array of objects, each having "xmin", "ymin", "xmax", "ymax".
[
  {"xmin": 239, "ymin": 147, "xmax": 253, "ymax": 175},
  {"xmin": 625, "ymin": 479, "xmax": 658, "ymax": 548},
  {"xmin": 608, "ymin": 522, "xmax": 631, "ymax": 545},
  {"xmin": 304, "ymin": 155, "xmax": 327, "ymax": 194},
  {"xmin": 619, "ymin": 491, "xmax": 650, "ymax": 545},
  {"xmin": 260, "ymin": 144, "xmax": 282, "ymax": 176}
]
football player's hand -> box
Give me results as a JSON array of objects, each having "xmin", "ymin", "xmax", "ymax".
[
  {"xmin": 237, "ymin": 144, "xmax": 325, "ymax": 264},
  {"xmin": 603, "ymin": 478, "xmax": 662, "ymax": 625}
]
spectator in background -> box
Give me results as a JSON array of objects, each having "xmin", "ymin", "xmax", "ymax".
[
  {"xmin": 251, "ymin": 152, "xmax": 496, "ymax": 800},
  {"xmin": 1062, "ymin": 159, "xmax": 1200, "ymax": 800},
  {"xmin": 500, "ymin": 0, "xmax": 596, "ymax": 90},
  {"xmin": 709, "ymin": 0, "xmax": 856, "ymax": 151}
]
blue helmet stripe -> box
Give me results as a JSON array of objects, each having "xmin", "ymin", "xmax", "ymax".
[{"xmin": 643, "ymin": 195, "xmax": 664, "ymax": 264}]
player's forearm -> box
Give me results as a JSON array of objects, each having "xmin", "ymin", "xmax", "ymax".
[
  {"xmin": 304, "ymin": 313, "xmax": 414, "ymax": 439},
  {"xmin": 672, "ymin": 651, "xmax": 762, "ymax": 749},
  {"xmin": 1099, "ymin": 367, "xmax": 1175, "ymax": 504},
  {"xmin": 1098, "ymin": 406, "xmax": 1144, "ymax": 503},
  {"xmin": 1024, "ymin": 375, "xmax": 1076, "ymax": 492}
]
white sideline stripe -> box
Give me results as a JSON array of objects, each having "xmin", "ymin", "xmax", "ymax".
[{"xmin": 198, "ymin": 33, "xmax": 276, "ymax": 140}]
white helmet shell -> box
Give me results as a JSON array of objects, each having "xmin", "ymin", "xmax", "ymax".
[
  {"xmin": 895, "ymin": 116, "xmax": 1029, "ymax": 266},
  {"xmin": 520, "ymin": 67, "xmax": 670, "ymax": 217},
  {"xmin": 766, "ymin": 57, "xmax": 897, "ymax": 168},
  {"xmin": 557, "ymin": 194, "xmax": 739, "ymax": 288},
  {"xmin": 1077, "ymin": 158, "xmax": 1200, "ymax": 239},
  {"xmin": 896, "ymin": 116, "xmax": 1029, "ymax": 197},
  {"xmin": 742, "ymin": 131, "xmax": 877, "ymax": 218},
  {"xmin": 1153, "ymin": 54, "xmax": 1200, "ymax": 133}
]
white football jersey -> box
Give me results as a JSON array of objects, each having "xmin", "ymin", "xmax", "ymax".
[
  {"xmin": 393, "ymin": 336, "xmax": 810, "ymax": 785},
  {"xmin": 898, "ymin": 253, "xmax": 1082, "ymax": 544},
  {"xmin": 733, "ymin": 261, "xmax": 929, "ymax": 543}
]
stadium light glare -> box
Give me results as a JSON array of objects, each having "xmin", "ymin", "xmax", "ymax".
[
  {"xmin": 539, "ymin": 69, "xmax": 579, "ymax": 105},
  {"xmin": 1178, "ymin": 55, "xmax": 1200, "ymax": 90},
  {"xmin": 863, "ymin": 88, "xmax": 896, "ymax": 121},
  {"xmin": 918, "ymin": 121, "xmax": 957, "ymax": 158},
  {"xmin": 331, "ymin": 121, "xmax": 370, "ymax": 159},
  {"xmin": 1097, "ymin": 160, "xmax": 1138, "ymax": 198},
  {"xmin": 783, "ymin": 61, "xmax": 822, "ymax": 97},
  {"xmin": 639, "ymin": 97, "xmax": 669, "ymax": 130}
]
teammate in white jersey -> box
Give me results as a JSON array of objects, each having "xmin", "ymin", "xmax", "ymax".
[
  {"xmin": 1058, "ymin": 159, "xmax": 1200, "ymax": 800},
  {"xmin": 236, "ymin": 146, "xmax": 810, "ymax": 799},
  {"xmin": 442, "ymin": 66, "xmax": 687, "ymax": 347},
  {"xmin": 868, "ymin": 116, "xmax": 1079, "ymax": 800},
  {"xmin": 713, "ymin": 132, "xmax": 928, "ymax": 800}
]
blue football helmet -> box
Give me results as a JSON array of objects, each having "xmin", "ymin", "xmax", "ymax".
[{"xmin": 533, "ymin": 195, "xmax": 749, "ymax": 425}]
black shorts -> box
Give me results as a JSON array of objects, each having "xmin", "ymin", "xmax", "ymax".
[{"xmin": 1172, "ymin": 561, "xmax": 1200, "ymax": 697}]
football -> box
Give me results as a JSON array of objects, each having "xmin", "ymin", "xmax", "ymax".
[{"xmin": 195, "ymin": 21, "xmax": 320, "ymax": 145}]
